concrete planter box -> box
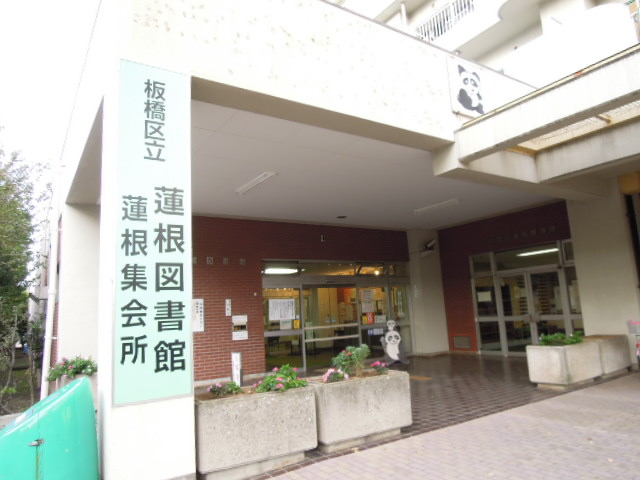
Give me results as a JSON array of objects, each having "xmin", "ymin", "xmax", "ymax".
[
  {"xmin": 311, "ymin": 370, "xmax": 412, "ymax": 452},
  {"xmin": 583, "ymin": 335, "xmax": 631, "ymax": 376},
  {"xmin": 526, "ymin": 341, "xmax": 603, "ymax": 387},
  {"xmin": 195, "ymin": 387, "xmax": 317, "ymax": 480}
]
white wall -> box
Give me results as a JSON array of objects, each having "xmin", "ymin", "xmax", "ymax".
[
  {"xmin": 567, "ymin": 179, "xmax": 640, "ymax": 361},
  {"xmin": 407, "ymin": 229, "xmax": 450, "ymax": 354},
  {"xmin": 57, "ymin": 204, "xmax": 100, "ymax": 360}
]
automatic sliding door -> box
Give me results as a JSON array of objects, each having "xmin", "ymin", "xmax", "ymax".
[
  {"xmin": 303, "ymin": 286, "xmax": 359, "ymax": 369},
  {"xmin": 263, "ymin": 288, "xmax": 303, "ymax": 371}
]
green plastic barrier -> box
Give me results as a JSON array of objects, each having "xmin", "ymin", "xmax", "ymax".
[{"xmin": 0, "ymin": 377, "xmax": 99, "ymax": 479}]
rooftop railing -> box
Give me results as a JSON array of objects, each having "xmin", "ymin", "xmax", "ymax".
[{"xmin": 416, "ymin": 0, "xmax": 475, "ymax": 42}]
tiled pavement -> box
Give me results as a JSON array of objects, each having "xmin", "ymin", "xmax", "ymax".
[{"xmin": 249, "ymin": 354, "xmax": 639, "ymax": 479}]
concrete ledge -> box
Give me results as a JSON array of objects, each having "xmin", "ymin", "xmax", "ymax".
[
  {"xmin": 311, "ymin": 370, "xmax": 412, "ymax": 451},
  {"xmin": 195, "ymin": 387, "xmax": 316, "ymax": 479}
]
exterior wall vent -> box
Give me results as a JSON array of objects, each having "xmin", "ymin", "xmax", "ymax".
[{"xmin": 453, "ymin": 335, "xmax": 472, "ymax": 349}]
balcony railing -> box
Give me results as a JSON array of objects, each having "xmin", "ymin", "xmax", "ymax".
[{"xmin": 416, "ymin": 0, "xmax": 476, "ymax": 42}]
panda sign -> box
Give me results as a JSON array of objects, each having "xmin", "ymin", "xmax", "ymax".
[{"xmin": 381, "ymin": 320, "xmax": 408, "ymax": 365}]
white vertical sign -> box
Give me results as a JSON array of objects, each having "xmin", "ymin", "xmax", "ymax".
[{"xmin": 114, "ymin": 60, "xmax": 192, "ymax": 405}]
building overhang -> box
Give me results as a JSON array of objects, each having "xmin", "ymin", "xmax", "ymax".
[{"xmin": 434, "ymin": 44, "xmax": 640, "ymax": 201}]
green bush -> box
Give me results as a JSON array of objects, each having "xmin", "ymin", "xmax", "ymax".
[
  {"xmin": 331, "ymin": 344, "xmax": 371, "ymax": 377},
  {"xmin": 254, "ymin": 364, "xmax": 307, "ymax": 393},
  {"xmin": 539, "ymin": 330, "xmax": 584, "ymax": 346}
]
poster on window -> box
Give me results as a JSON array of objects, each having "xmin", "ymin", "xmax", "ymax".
[
  {"xmin": 269, "ymin": 299, "xmax": 295, "ymax": 321},
  {"xmin": 361, "ymin": 289, "xmax": 376, "ymax": 313}
]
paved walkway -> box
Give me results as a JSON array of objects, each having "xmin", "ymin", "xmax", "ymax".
[{"xmin": 272, "ymin": 372, "xmax": 640, "ymax": 479}]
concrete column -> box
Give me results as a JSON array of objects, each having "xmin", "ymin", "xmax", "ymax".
[
  {"xmin": 57, "ymin": 205, "xmax": 100, "ymax": 360},
  {"xmin": 567, "ymin": 179, "xmax": 640, "ymax": 363},
  {"xmin": 97, "ymin": 59, "xmax": 196, "ymax": 479},
  {"xmin": 407, "ymin": 229, "xmax": 449, "ymax": 354}
]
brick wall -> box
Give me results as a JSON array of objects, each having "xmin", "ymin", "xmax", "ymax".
[
  {"xmin": 192, "ymin": 217, "xmax": 408, "ymax": 381},
  {"xmin": 438, "ymin": 202, "xmax": 571, "ymax": 351}
]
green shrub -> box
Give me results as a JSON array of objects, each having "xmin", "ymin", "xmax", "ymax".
[
  {"xmin": 331, "ymin": 344, "xmax": 371, "ymax": 377},
  {"xmin": 539, "ymin": 330, "xmax": 584, "ymax": 346},
  {"xmin": 254, "ymin": 364, "xmax": 307, "ymax": 393}
]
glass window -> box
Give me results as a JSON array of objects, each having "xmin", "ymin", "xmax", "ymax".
[
  {"xmin": 263, "ymin": 288, "xmax": 303, "ymax": 370},
  {"xmin": 506, "ymin": 321, "xmax": 531, "ymax": 352},
  {"xmin": 473, "ymin": 276, "xmax": 497, "ymax": 316},
  {"xmin": 479, "ymin": 322, "xmax": 501, "ymax": 352},
  {"xmin": 359, "ymin": 286, "xmax": 388, "ymax": 324},
  {"xmin": 562, "ymin": 240, "xmax": 574, "ymax": 263},
  {"xmin": 299, "ymin": 262, "xmax": 355, "ymax": 276},
  {"xmin": 530, "ymin": 272, "xmax": 561, "ymax": 314},
  {"xmin": 499, "ymin": 275, "xmax": 528, "ymax": 316},
  {"xmin": 495, "ymin": 243, "xmax": 560, "ymax": 271},
  {"xmin": 356, "ymin": 263, "xmax": 385, "ymax": 276},
  {"xmin": 471, "ymin": 253, "xmax": 492, "ymax": 273},
  {"xmin": 564, "ymin": 267, "xmax": 581, "ymax": 314},
  {"xmin": 386, "ymin": 263, "xmax": 408, "ymax": 276}
]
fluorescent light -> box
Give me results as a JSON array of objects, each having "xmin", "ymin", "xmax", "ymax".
[
  {"xmin": 517, "ymin": 248, "xmax": 559, "ymax": 257},
  {"xmin": 414, "ymin": 198, "xmax": 459, "ymax": 215},
  {"xmin": 235, "ymin": 172, "xmax": 276, "ymax": 195},
  {"xmin": 264, "ymin": 267, "xmax": 298, "ymax": 275}
]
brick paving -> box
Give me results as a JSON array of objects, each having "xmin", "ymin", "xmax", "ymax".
[{"xmin": 249, "ymin": 354, "xmax": 640, "ymax": 479}]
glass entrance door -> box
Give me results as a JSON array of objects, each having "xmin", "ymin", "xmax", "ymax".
[
  {"xmin": 303, "ymin": 286, "xmax": 359, "ymax": 370},
  {"xmin": 263, "ymin": 288, "xmax": 303, "ymax": 371},
  {"xmin": 476, "ymin": 269, "xmax": 576, "ymax": 355}
]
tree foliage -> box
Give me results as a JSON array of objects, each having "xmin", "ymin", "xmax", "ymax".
[{"xmin": 0, "ymin": 134, "xmax": 48, "ymax": 412}]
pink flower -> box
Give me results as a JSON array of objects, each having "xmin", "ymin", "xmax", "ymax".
[
  {"xmin": 347, "ymin": 352, "xmax": 351, "ymax": 356},
  {"xmin": 276, "ymin": 383, "xmax": 284, "ymax": 389},
  {"xmin": 293, "ymin": 367, "xmax": 298, "ymax": 372},
  {"xmin": 68, "ymin": 365, "xmax": 73, "ymax": 370},
  {"xmin": 272, "ymin": 367, "xmax": 279, "ymax": 372},
  {"xmin": 371, "ymin": 361, "xmax": 380, "ymax": 367},
  {"xmin": 277, "ymin": 377, "xmax": 284, "ymax": 382},
  {"xmin": 215, "ymin": 383, "xmax": 222, "ymax": 388}
]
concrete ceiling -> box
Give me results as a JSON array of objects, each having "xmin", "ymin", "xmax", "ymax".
[
  {"xmin": 68, "ymin": 99, "xmax": 555, "ymax": 231},
  {"xmin": 189, "ymin": 100, "xmax": 552, "ymax": 230}
]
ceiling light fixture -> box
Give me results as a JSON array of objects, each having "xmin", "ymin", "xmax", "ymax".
[
  {"xmin": 517, "ymin": 248, "xmax": 559, "ymax": 257},
  {"xmin": 264, "ymin": 267, "xmax": 298, "ymax": 275},
  {"xmin": 413, "ymin": 198, "xmax": 459, "ymax": 215},
  {"xmin": 235, "ymin": 171, "xmax": 276, "ymax": 195}
]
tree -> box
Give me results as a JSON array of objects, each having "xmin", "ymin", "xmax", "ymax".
[{"xmin": 0, "ymin": 135, "xmax": 48, "ymax": 413}]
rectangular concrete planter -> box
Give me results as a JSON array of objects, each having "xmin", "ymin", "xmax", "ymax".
[
  {"xmin": 526, "ymin": 341, "xmax": 603, "ymax": 387},
  {"xmin": 311, "ymin": 370, "xmax": 412, "ymax": 452},
  {"xmin": 195, "ymin": 387, "xmax": 317, "ymax": 480},
  {"xmin": 583, "ymin": 335, "xmax": 632, "ymax": 376}
]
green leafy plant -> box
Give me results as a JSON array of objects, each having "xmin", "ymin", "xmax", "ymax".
[
  {"xmin": 331, "ymin": 344, "xmax": 371, "ymax": 377},
  {"xmin": 539, "ymin": 330, "xmax": 584, "ymax": 346},
  {"xmin": 254, "ymin": 364, "xmax": 307, "ymax": 393},
  {"xmin": 207, "ymin": 381, "xmax": 241, "ymax": 397},
  {"xmin": 47, "ymin": 356, "xmax": 97, "ymax": 382}
]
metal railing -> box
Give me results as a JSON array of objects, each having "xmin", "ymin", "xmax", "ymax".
[{"xmin": 416, "ymin": 0, "xmax": 476, "ymax": 42}]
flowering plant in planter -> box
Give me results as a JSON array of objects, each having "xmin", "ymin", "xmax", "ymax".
[
  {"xmin": 322, "ymin": 367, "xmax": 349, "ymax": 383},
  {"xmin": 207, "ymin": 381, "xmax": 242, "ymax": 397},
  {"xmin": 48, "ymin": 356, "xmax": 97, "ymax": 381},
  {"xmin": 254, "ymin": 364, "xmax": 307, "ymax": 393},
  {"xmin": 370, "ymin": 360, "xmax": 389, "ymax": 374},
  {"xmin": 331, "ymin": 344, "xmax": 371, "ymax": 377}
]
